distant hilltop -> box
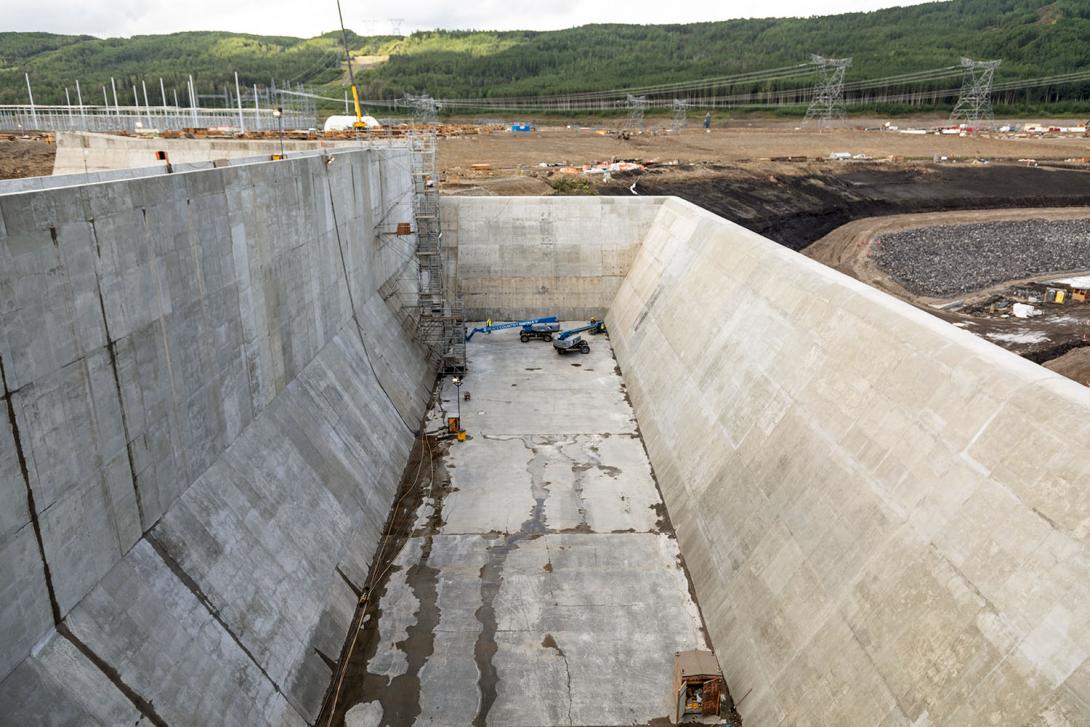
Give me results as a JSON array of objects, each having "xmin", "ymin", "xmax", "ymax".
[{"xmin": 3, "ymin": 0, "xmax": 1090, "ymax": 114}]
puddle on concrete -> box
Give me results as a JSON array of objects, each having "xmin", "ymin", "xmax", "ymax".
[
  {"xmin": 317, "ymin": 431, "xmax": 452, "ymax": 727},
  {"xmin": 323, "ymin": 337, "xmax": 737, "ymax": 727},
  {"xmin": 472, "ymin": 473, "xmax": 549, "ymax": 727}
]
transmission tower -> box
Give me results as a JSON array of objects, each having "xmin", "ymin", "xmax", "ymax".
[
  {"xmin": 405, "ymin": 93, "xmax": 441, "ymax": 125},
  {"xmin": 388, "ymin": 18, "xmax": 405, "ymax": 35},
  {"xmin": 624, "ymin": 95, "xmax": 648, "ymax": 130},
  {"xmin": 950, "ymin": 58, "xmax": 1001, "ymax": 128},
  {"xmin": 671, "ymin": 99, "xmax": 689, "ymax": 131},
  {"xmin": 803, "ymin": 55, "xmax": 852, "ymax": 128}
]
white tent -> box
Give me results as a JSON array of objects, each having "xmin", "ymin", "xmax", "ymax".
[{"xmin": 323, "ymin": 114, "xmax": 382, "ymax": 132}]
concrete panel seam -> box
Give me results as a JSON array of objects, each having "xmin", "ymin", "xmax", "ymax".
[
  {"xmin": 89, "ymin": 217, "xmax": 146, "ymax": 530},
  {"xmin": 0, "ymin": 353, "xmax": 61, "ymax": 625},
  {"xmin": 144, "ymin": 531, "xmax": 305, "ymax": 719},
  {"xmin": 57, "ymin": 623, "xmax": 169, "ymax": 727}
]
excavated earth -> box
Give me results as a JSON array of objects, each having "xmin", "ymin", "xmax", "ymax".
[{"xmin": 600, "ymin": 161, "xmax": 1090, "ymax": 250}]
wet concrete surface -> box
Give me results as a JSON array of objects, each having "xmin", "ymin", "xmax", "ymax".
[{"xmin": 337, "ymin": 326, "xmax": 711, "ymax": 726}]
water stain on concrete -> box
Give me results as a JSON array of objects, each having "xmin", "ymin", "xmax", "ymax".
[{"xmin": 472, "ymin": 440, "xmax": 551, "ymax": 727}]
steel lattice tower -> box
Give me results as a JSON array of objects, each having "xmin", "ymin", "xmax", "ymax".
[
  {"xmin": 671, "ymin": 99, "xmax": 689, "ymax": 131},
  {"xmin": 624, "ymin": 95, "xmax": 648, "ymax": 130},
  {"xmin": 950, "ymin": 58, "xmax": 1001, "ymax": 128},
  {"xmin": 803, "ymin": 55, "xmax": 852, "ymax": 128},
  {"xmin": 405, "ymin": 94, "xmax": 441, "ymax": 125}
]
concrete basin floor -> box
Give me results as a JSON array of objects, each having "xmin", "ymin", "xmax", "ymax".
[{"xmin": 343, "ymin": 326, "xmax": 712, "ymax": 726}]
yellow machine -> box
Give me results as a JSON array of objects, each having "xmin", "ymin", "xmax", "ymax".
[
  {"xmin": 337, "ymin": 0, "xmax": 369, "ymax": 130},
  {"xmin": 348, "ymin": 85, "xmax": 366, "ymax": 130}
]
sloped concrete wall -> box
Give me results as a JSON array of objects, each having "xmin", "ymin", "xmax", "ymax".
[
  {"xmin": 609, "ymin": 198, "xmax": 1090, "ymax": 725},
  {"xmin": 0, "ymin": 148, "xmax": 433, "ymax": 724},
  {"xmin": 443, "ymin": 196, "xmax": 664, "ymax": 320}
]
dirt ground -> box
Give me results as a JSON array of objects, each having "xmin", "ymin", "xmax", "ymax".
[
  {"xmin": 1045, "ymin": 347, "xmax": 1090, "ymax": 386},
  {"xmin": 0, "ymin": 136, "xmax": 55, "ymax": 179},
  {"xmin": 602, "ymin": 161, "xmax": 1090, "ymax": 250},
  {"xmin": 2, "ymin": 120, "xmax": 1087, "ymax": 183},
  {"xmin": 438, "ymin": 124, "xmax": 1090, "ymax": 182}
]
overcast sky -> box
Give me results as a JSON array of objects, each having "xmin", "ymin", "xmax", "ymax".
[{"xmin": 11, "ymin": 0, "xmax": 937, "ymax": 39}]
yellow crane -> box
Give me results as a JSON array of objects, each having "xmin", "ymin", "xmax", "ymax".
[{"xmin": 336, "ymin": 0, "xmax": 368, "ymax": 129}]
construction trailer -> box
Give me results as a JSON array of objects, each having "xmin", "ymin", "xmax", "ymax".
[{"xmin": 673, "ymin": 650, "xmax": 726, "ymax": 723}]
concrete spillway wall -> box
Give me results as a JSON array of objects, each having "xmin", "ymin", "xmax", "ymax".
[
  {"xmin": 443, "ymin": 196, "xmax": 664, "ymax": 320},
  {"xmin": 5, "ymin": 174, "xmax": 1090, "ymax": 726},
  {"xmin": 610, "ymin": 198, "xmax": 1090, "ymax": 725},
  {"xmin": 51, "ymin": 131, "xmax": 348, "ymax": 176},
  {"xmin": 0, "ymin": 148, "xmax": 433, "ymax": 724},
  {"xmin": 447, "ymin": 194, "xmax": 1090, "ymax": 724}
]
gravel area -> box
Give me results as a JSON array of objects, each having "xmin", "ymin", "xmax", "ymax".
[{"xmin": 872, "ymin": 218, "xmax": 1090, "ymax": 297}]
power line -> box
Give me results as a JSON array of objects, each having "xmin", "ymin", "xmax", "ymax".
[
  {"xmin": 404, "ymin": 93, "xmax": 441, "ymax": 124},
  {"xmin": 436, "ymin": 62, "xmax": 821, "ymax": 108}
]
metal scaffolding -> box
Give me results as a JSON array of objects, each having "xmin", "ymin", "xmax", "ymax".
[
  {"xmin": 950, "ymin": 58, "xmax": 1001, "ymax": 128},
  {"xmin": 407, "ymin": 130, "xmax": 465, "ymax": 373},
  {"xmin": 2, "ymin": 77, "xmax": 314, "ymax": 132},
  {"xmin": 0, "ymin": 104, "xmax": 312, "ymax": 133},
  {"xmin": 803, "ymin": 55, "xmax": 852, "ymax": 128}
]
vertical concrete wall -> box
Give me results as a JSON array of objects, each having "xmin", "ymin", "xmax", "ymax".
[
  {"xmin": 0, "ymin": 148, "xmax": 433, "ymax": 724},
  {"xmin": 442, "ymin": 196, "xmax": 664, "ymax": 320},
  {"xmin": 609, "ymin": 198, "xmax": 1090, "ymax": 725},
  {"xmin": 51, "ymin": 131, "xmax": 354, "ymax": 175}
]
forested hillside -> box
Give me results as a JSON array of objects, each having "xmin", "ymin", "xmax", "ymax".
[{"xmin": 3, "ymin": 0, "xmax": 1089, "ymax": 111}]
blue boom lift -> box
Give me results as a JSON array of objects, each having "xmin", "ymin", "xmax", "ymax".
[
  {"xmin": 465, "ymin": 316, "xmax": 559, "ymax": 342},
  {"xmin": 552, "ymin": 319, "xmax": 606, "ymax": 354},
  {"xmin": 520, "ymin": 321, "xmax": 561, "ymax": 342}
]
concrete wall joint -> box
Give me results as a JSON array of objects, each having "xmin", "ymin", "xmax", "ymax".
[
  {"xmin": 57, "ymin": 623, "xmax": 169, "ymax": 727},
  {"xmin": 144, "ymin": 533, "xmax": 303, "ymax": 719},
  {"xmin": 0, "ymin": 354, "xmax": 61, "ymax": 625}
]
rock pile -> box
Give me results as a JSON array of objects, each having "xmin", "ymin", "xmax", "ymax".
[{"xmin": 873, "ymin": 218, "xmax": 1090, "ymax": 297}]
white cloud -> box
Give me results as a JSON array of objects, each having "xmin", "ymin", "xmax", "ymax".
[{"xmin": 9, "ymin": 0, "xmax": 936, "ymax": 39}]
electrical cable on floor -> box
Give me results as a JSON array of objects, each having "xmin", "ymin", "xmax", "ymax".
[{"xmin": 324, "ymin": 427, "xmax": 437, "ymax": 727}]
